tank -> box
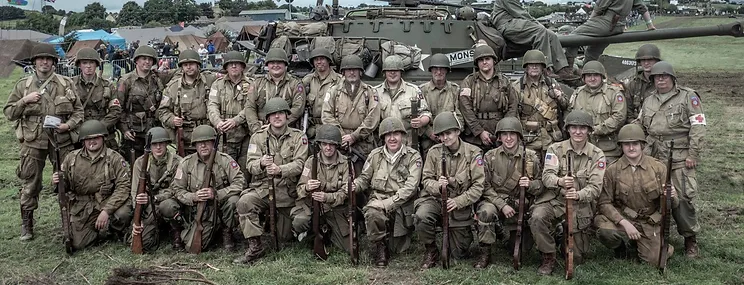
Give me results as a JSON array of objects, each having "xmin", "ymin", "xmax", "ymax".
[{"xmin": 248, "ymin": 0, "xmax": 743, "ymax": 84}]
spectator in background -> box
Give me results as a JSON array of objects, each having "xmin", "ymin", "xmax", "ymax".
[
  {"xmin": 197, "ymin": 44, "xmax": 209, "ymax": 68},
  {"xmin": 162, "ymin": 42, "xmax": 172, "ymax": 57},
  {"xmin": 111, "ymin": 49, "xmax": 124, "ymax": 80},
  {"xmin": 207, "ymin": 40, "xmax": 216, "ymax": 67},
  {"xmin": 106, "ymin": 41, "xmax": 115, "ymax": 61},
  {"xmin": 97, "ymin": 43, "xmax": 107, "ymax": 72}
]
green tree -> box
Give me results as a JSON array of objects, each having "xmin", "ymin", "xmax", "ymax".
[
  {"xmin": 66, "ymin": 12, "xmax": 87, "ymax": 29},
  {"xmin": 0, "ymin": 6, "xmax": 26, "ymax": 21},
  {"xmin": 144, "ymin": 0, "xmax": 175, "ymax": 24},
  {"xmin": 41, "ymin": 5, "xmax": 57, "ymax": 15},
  {"xmin": 16, "ymin": 12, "xmax": 59, "ymax": 35},
  {"xmin": 84, "ymin": 2, "xmax": 107, "ymax": 20},
  {"xmin": 87, "ymin": 18, "xmax": 116, "ymax": 31},
  {"xmin": 173, "ymin": 0, "xmax": 201, "ymax": 23},
  {"xmin": 118, "ymin": 1, "xmax": 144, "ymax": 26},
  {"xmin": 199, "ymin": 3, "xmax": 215, "ymax": 18}
]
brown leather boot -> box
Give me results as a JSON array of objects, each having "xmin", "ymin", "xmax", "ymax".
[
  {"xmin": 537, "ymin": 252, "xmax": 556, "ymax": 275},
  {"xmin": 20, "ymin": 210, "xmax": 34, "ymax": 241},
  {"xmin": 233, "ymin": 237, "xmax": 265, "ymax": 264},
  {"xmin": 473, "ymin": 244, "xmax": 491, "ymax": 269},
  {"xmin": 223, "ymin": 227, "xmax": 235, "ymax": 251},
  {"xmin": 420, "ymin": 243, "xmax": 439, "ymax": 269},
  {"xmin": 375, "ymin": 241, "xmax": 389, "ymax": 267},
  {"xmin": 170, "ymin": 224, "xmax": 185, "ymax": 250},
  {"xmin": 684, "ymin": 236, "xmax": 699, "ymax": 258}
]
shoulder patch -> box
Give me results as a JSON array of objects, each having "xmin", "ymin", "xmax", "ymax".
[
  {"xmin": 230, "ymin": 160, "xmax": 239, "ymax": 169},
  {"xmin": 476, "ymin": 154, "xmax": 484, "ymax": 166},
  {"xmin": 302, "ymin": 167, "xmax": 310, "ymax": 177},
  {"xmin": 297, "ymin": 83, "xmax": 304, "ymax": 93},
  {"xmin": 689, "ymin": 114, "xmax": 706, "ymax": 125},
  {"xmin": 175, "ymin": 167, "xmax": 183, "ymax": 180},
  {"xmin": 117, "ymin": 81, "xmax": 126, "ymax": 92},
  {"xmin": 545, "ymin": 152, "xmax": 559, "ymax": 167},
  {"xmin": 160, "ymin": 95, "xmax": 170, "ymax": 105},
  {"xmin": 302, "ymin": 137, "xmax": 308, "ymax": 145},
  {"xmin": 247, "ymin": 143, "xmax": 258, "ymax": 153},
  {"xmin": 122, "ymin": 160, "xmax": 127, "ymax": 167},
  {"xmin": 597, "ymin": 159, "xmax": 606, "ymax": 170},
  {"xmin": 460, "ymin": 87, "xmax": 471, "ymax": 97},
  {"xmin": 616, "ymin": 94, "xmax": 624, "ymax": 102},
  {"xmin": 415, "ymin": 159, "xmax": 422, "ymax": 168},
  {"xmin": 690, "ymin": 96, "xmax": 700, "ymax": 107}
]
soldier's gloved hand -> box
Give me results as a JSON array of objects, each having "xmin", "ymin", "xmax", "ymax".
[
  {"xmin": 341, "ymin": 134, "xmax": 355, "ymax": 147},
  {"xmin": 311, "ymin": 191, "xmax": 327, "ymax": 203},
  {"xmin": 52, "ymin": 172, "xmax": 60, "ymax": 185},
  {"xmin": 685, "ymin": 157, "xmax": 697, "ymax": 169},
  {"xmin": 196, "ymin": 187, "xmax": 215, "ymax": 201},
  {"xmin": 95, "ymin": 211, "xmax": 110, "ymax": 230},
  {"xmin": 518, "ymin": 176, "xmax": 530, "ymax": 187},
  {"xmin": 260, "ymin": 155, "xmax": 274, "ymax": 167},
  {"xmin": 173, "ymin": 117, "xmax": 184, "ymax": 127},
  {"xmin": 661, "ymin": 184, "xmax": 677, "ymax": 199},
  {"xmin": 561, "ymin": 176, "xmax": 574, "ymax": 189},
  {"xmin": 479, "ymin": 131, "xmax": 494, "ymax": 145},
  {"xmin": 565, "ymin": 187, "xmax": 579, "ymax": 200},
  {"xmin": 56, "ymin": 123, "xmax": 70, "ymax": 133},
  {"xmin": 620, "ymin": 219, "xmax": 641, "ymax": 240},
  {"xmin": 135, "ymin": 193, "xmax": 149, "ymax": 205},
  {"xmin": 438, "ymin": 176, "xmax": 448, "ymax": 189},
  {"xmin": 501, "ymin": 205, "xmax": 515, "ymax": 218},
  {"xmin": 446, "ymin": 198, "xmax": 457, "ymax": 213},
  {"xmin": 21, "ymin": 91, "xmax": 41, "ymax": 104},
  {"xmin": 124, "ymin": 131, "xmax": 136, "ymax": 141},
  {"xmin": 132, "ymin": 223, "xmax": 144, "ymax": 236}
]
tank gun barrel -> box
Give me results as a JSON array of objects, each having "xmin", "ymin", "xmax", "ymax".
[
  {"xmin": 559, "ymin": 21, "xmax": 743, "ymax": 47},
  {"xmin": 383, "ymin": 0, "xmax": 491, "ymax": 12}
]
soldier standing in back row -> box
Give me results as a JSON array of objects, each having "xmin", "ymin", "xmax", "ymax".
[
  {"xmin": 302, "ymin": 48, "xmax": 342, "ymax": 139},
  {"xmin": 171, "ymin": 125, "xmax": 245, "ymax": 253},
  {"xmin": 639, "ymin": 61, "xmax": 705, "ymax": 258},
  {"xmin": 569, "ymin": 61, "xmax": 626, "ymax": 164},
  {"xmin": 158, "ymin": 50, "xmax": 217, "ymax": 155},
  {"xmin": 118, "ymin": 46, "xmax": 170, "ymax": 162},
  {"xmin": 416, "ymin": 112, "xmax": 484, "ymax": 269},
  {"xmin": 536, "ymin": 110, "xmax": 605, "ymax": 274},
  {"xmin": 52, "ymin": 120, "xmax": 132, "ymax": 250},
  {"xmin": 4, "ymin": 44, "xmax": 84, "ymax": 241},
  {"xmin": 72, "ymin": 47, "xmax": 121, "ymax": 150},
  {"xmin": 376, "ymin": 56, "xmax": 432, "ymax": 152},
  {"xmin": 418, "ymin": 54, "xmax": 463, "ymax": 156},
  {"xmin": 459, "ymin": 44, "xmax": 518, "ymax": 150},
  {"xmin": 235, "ymin": 98, "xmax": 309, "ymax": 264},
  {"xmin": 130, "ymin": 127, "xmax": 183, "ymax": 252},
  {"xmin": 621, "ymin": 44, "xmax": 661, "ymax": 124},
  {"xmin": 245, "ymin": 48, "xmax": 306, "ymax": 134},
  {"xmin": 514, "ymin": 50, "xmax": 569, "ymax": 157},
  {"xmin": 354, "ymin": 117, "xmax": 422, "ymax": 267}
]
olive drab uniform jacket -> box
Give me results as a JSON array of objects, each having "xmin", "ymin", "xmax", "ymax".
[
  {"xmin": 513, "ymin": 76, "xmax": 568, "ymax": 151},
  {"xmin": 4, "ymin": 73, "xmax": 84, "ymax": 148},
  {"xmin": 458, "ymin": 71, "xmax": 519, "ymax": 138},
  {"xmin": 72, "ymin": 75, "xmax": 121, "ymax": 132},
  {"xmin": 376, "ymin": 79, "xmax": 432, "ymax": 146},
  {"xmin": 245, "ymin": 74, "xmax": 306, "ymax": 134},
  {"xmin": 482, "ymin": 145, "xmax": 543, "ymax": 223},
  {"xmin": 621, "ymin": 71, "xmax": 655, "ymax": 124},
  {"xmin": 296, "ymin": 152, "xmax": 350, "ymax": 213},
  {"xmin": 354, "ymin": 146, "xmax": 422, "ymax": 217},
  {"xmin": 569, "ymin": 82, "xmax": 627, "ymax": 158},
  {"xmin": 130, "ymin": 150, "xmax": 182, "ymax": 206},
  {"xmin": 158, "ymin": 73, "xmax": 217, "ymax": 142},
  {"xmin": 245, "ymin": 126, "xmax": 309, "ymax": 208},
  {"xmin": 321, "ymin": 79, "xmax": 381, "ymax": 153},
  {"xmin": 117, "ymin": 71, "xmax": 168, "ymax": 134},
  {"xmin": 61, "ymin": 148, "xmax": 131, "ymax": 217},
  {"xmin": 418, "ymin": 80, "xmax": 463, "ymax": 140},
  {"xmin": 172, "ymin": 152, "xmax": 246, "ymax": 206},
  {"xmin": 542, "ymin": 140, "xmax": 605, "ymax": 232},
  {"xmin": 302, "ymin": 70, "xmax": 342, "ymax": 137},
  {"xmin": 639, "ymin": 86, "xmax": 706, "ymax": 169},
  {"xmin": 419, "ymin": 141, "xmax": 485, "ymax": 227},
  {"xmin": 207, "ymin": 76, "xmax": 252, "ymax": 143}
]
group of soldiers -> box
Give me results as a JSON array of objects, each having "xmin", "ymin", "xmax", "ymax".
[{"xmin": 4, "ymin": 36, "xmax": 705, "ymax": 275}]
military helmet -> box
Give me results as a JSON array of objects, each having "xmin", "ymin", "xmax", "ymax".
[
  {"xmin": 428, "ymin": 53, "xmax": 450, "ymax": 71},
  {"xmin": 382, "ymin": 56, "xmax": 404, "ymax": 72},
  {"xmin": 432, "ymin": 112, "xmax": 461, "ymax": 135},
  {"xmin": 222, "ymin": 51, "xmax": 246, "ymax": 68},
  {"xmin": 581, "ymin": 61, "xmax": 606, "ymax": 79},
  {"xmin": 495, "ymin": 117, "xmax": 524, "ymax": 138},
  {"xmin": 378, "ymin": 117, "xmax": 407, "ymax": 138},
  {"xmin": 473, "ymin": 45, "xmax": 498, "ymax": 66},
  {"xmin": 263, "ymin": 97, "xmax": 291, "ymax": 117},
  {"xmin": 31, "ymin": 44, "xmax": 58, "ymax": 63},
  {"xmin": 522, "ymin": 50, "xmax": 547, "ymax": 68},
  {"xmin": 563, "ymin": 110, "xmax": 594, "ymax": 131},
  {"xmin": 133, "ymin": 46, "xmax": 158, "ymax": 62},
  {"xmin": 635, "ymin": 44, "xmax": 661, "ymax": 61},
  {"xmin": 75, "ymin": 47, "xmax": 101, "ymax": 66},
  {"xmin": 314, "ymin": 125, "xmax": 342, "ymax": 145},
  {"xmin": 178, "ymin": 50, "xmax": 201, "ymax": 67},
  {"xmin": 616, "ymin": 124, "xmax": 646, "ymax": 144},
  {"xmin": 339, "ymin": 54, "xmax": 364, "ymax": 71},
  {"xmin": 191, "ymin": 125, "xmax": 217, "ymax": 144},
  {"xmin": 148, "ymin": 127, "xmax": 171, "ymax": 144},
  {"xmin": 456, "ymin": 6, "xmax": 476, "ymax": 20},
  {"xmin": 309, "ymin": 47, "xmax": 333, "ymax": 64},
  {"xmin": 265, "ymin": 48, "xmax": 289, "ymax": 65},
  {"xmin": 78, "ymin": 120, "xmax": 107, "ymax": 141},
  {"xmin": 649, "ymin": 61, "xmax": 676, "ymax": 80}
]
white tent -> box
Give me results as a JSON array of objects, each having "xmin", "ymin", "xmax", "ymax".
[{"xmin": 576, "ymin": 8, "xmax": 587, "ymax": 15}]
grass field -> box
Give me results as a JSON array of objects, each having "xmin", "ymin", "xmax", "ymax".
[{"xmin": 0, "ymin": 17, "xmax": 743, "ymax": 285}]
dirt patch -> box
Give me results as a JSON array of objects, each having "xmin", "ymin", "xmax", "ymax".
[{"xmin": 678, "ymin": 72, "xmax": 744, "ymax": 100}]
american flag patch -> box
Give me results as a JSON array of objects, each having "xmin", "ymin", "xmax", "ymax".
[{"xmin": 545, "ymin": 153, "xmax": 558, "ymax": 167}]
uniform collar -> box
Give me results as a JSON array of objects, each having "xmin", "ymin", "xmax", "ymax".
[
  {"xmin": 383, "ymin": 146, "xmax": 404, "ymax": 164},
  {"xmin": 495, "ymin": 144, "xmax": 523, "ymax": 158},
  {"xmin": 618, "ymin": 154, "xmax": 649, "ymax": 170},
  {"xmin": 565, "ymin": 140, "xmax": 590, "ymax": 155}
]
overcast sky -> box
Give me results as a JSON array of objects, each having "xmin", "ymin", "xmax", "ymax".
[{"xmin": 1, "ymin": 0, "xmax": 571, "ymax": 12}]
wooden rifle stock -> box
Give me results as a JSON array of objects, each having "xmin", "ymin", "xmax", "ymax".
[
  {"xmin": 311, "ymin": 146, "xmax": 328, "ymax": 260},
  {"xmin": 410, "ymin": 97, "xmax": 420, "ymax": 151},
  {"xmin": 565, "ymin": 154, "xmax": 575, "ymax": 280},
  {"xmin": 176, "ymin": 110, "xmax": 185, "ymax": 157},
  {"xmin": 266, "ymin": 136, "xmax": 279, "ymax": 251},
  {"xmin": 131, "ymin": 133, "xmax": 153, "ymax": 254},
  {"xmin": 513, "ymin": 142, "xmax": 527, "ymax": 270},
  {"xmin": 348, "ymin": 157, "xmax": 359, "ymax": 265},
  {"xmin": 188, "ymin": 134, "xmax": 220, "ymax": 254},
  {"xmin": 441, "ymin": 151, "xmax": 450, "ymax": 269},
  {"xmin": 658, "ymin": 141, "xmax": 674, "ymax": 274},
  {"xmin": 52, "ymin": 131, "xmax": 73, "ymax": 255}
]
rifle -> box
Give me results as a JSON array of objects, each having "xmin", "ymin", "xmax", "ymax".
[
  {"xmin": 348, "ymin": 156, "xmax": 359, "ymax": 265},
  {"xmin": 129, "ymin": 148, "xmax": 136, "ymax": 175},
  {"xmin": 131, "ymin": 132, "xmax": 153, "ymax": 254},
  {"xmin": 410, "ymin": 97, "xmax": 420, "ymax": 151},
  {"xmin": 188, "ymin": 134, "xmax": 220, "ymax": 254},
  {"xmin": 311, "ymin": 145, "xmax": 328, "ymax": 260},
  {"xmin": 513, "ymin": 141, "xmax": 527, "ymax": 270},
  {"xmin": 658, "ymin": 141, "xmax": 674, "ymax": 274},
  {"xmin": 51, "ymin": 131, "xmax": 73, "ymax": 255},
  {"xmin": 565, "ymin": 153, "xmax": 575, "ymax": 280},
  {"xmin": 441, "ymin": 150, "xmax": 450, "ymax": 269},
  {"xmin": 266, "ymin": 136, "xmax": 279, "ymax": 251},
  {"xmin": 176, "ymin": 110, "xmax": 185, "ymax": 157}
]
